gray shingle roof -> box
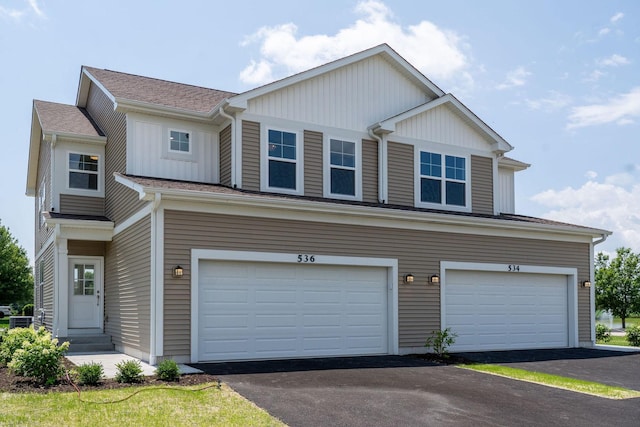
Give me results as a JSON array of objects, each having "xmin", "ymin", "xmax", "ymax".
[
  {"xmin": 33, "ymin": 100, "xmax": 104, "ymax": 137},
  {"xmin": 83, "ymin": 66, "xmax": 237, "ymax": 114}
]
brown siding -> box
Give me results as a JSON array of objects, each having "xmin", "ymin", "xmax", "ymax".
[
  {"xmin": 362, "ymin": 138, "xmax": 378, "ymax": 203},
  {"xmin": 104, "ymin": 217, "xmax": 151, "ymax": 357},
  {"xmin": 304, "ymin": 130, "xmax": 323, "ymax": 197},
  {"xmin": 34, "ymin": 244, "xmax": 54, "ymax": 330},
  {"xmin": 86, "ymin": 84, "xmax": 147, "ymax": 224},
  {"xmin": 59, "ymin": 194, "xmax": 105, "ymax": 216},
  {"xmin": 241, "ymin": 120, "xmax": 260, "ymax": 191},
  {"xmin": 387, "ymin": 141, "xmax": 413, "ymax": 206},
  {"xmin": 163, "ymin": 210, "xmax": 591, "ymax": 356},
  {"xmin": 68, "ymin": 240, "xmax": 106, "ymax": 257},
  {"xmin": 35, "ymin": 139, "xmax": 53, "ymax": 252},
  {"xmin": 219, "ymin": 124, "xmax": 232, "ymax": 187},
  {"xmin": 471, "ymin": 155, "xmax": 494, "ymax": 215}
]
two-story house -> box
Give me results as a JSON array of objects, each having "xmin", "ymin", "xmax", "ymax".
[{"xmin": 26, "ymin": 44, "xmax": 609, "ymax": 364}]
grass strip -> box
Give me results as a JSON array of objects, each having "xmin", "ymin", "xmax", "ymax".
[{"xmin": 459, "ymin": 363, "xmax": 640, "ymax": 400}]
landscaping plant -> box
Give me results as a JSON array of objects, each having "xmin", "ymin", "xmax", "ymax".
[
  {"xmin": 0, "ymin": 326, "xmax": 44, "ymax": 366},
  {"xmin": 155, "ymin": 358, "xmax": 180, "ymax": 381},
  {"xmin": 595, "ymin": 323, "xmax": 611, "ymax": 343},
  {"xmin": 425, "ymin": 327, "xmax": 458, "ymax": 358},
  {"xmin": 626, "ymin": 325, "xmax": 640, "ymax": 347},
  {"xmin": 7, "ymin": 328, "xmax": 69, "ymax": 385},
  {"xmin": 115, "ymin": 359, "xmax": 144, "ymax": 383},
  {"xmin": 76, "ymin": 361, "xmax": 105, "ymax": 385}
]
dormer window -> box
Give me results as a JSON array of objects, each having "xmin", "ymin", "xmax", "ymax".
[
  {"xmin": 416, "ymin": 150, "xmax": 469, "ymax": 211},
  {"xmin": 68, "ymin": 153, "xmax": 99, "ymax": 191},
  {"xmin": 169, "ymin": 130, "xmax": 190, "ymax": 153}
]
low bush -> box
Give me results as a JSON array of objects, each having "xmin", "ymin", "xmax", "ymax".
[
  {"xmin": 155, "ymin": 359, "xmax": 180, "ymax": 381},
  {"xmin": 595, "ymin": 323, "xmax": 611, "ymax": 343},
  {"xmin": 7, "ymin": 328, "xmax": 69, "ymax": 386},
  {"xmin": 21, "ymin": 304, "xmax": 34, "ymax": 316},
  {"xmin": 626, "ymin": 325, "xmax": 640, "ymax": 347},
  {"xmin": 115, "ymin": 359, "xmax": 144, "ymax": 383},
  {"xmin": 0, "ymin": 326, "xmax": 43, "ymax": 366},
  {"xmin": 425, "ymin": 327, "xmax": 458, "ymax": 358},
  {"xmin": 76, "ymin": 362, "xmax": 104, "ymax": 385}
]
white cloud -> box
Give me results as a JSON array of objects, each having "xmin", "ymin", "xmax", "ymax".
[
  {"xmin": 525, "ymin": 91, "xmax": 572, "ymax": 112},
  {"xmin": 496, "ymin": 66, "xmax": 531, "ymax": 90},
  {"xmin": 0, "ymin": 0, "xmax": 45, "ymax": 21},
  {"xmin": 567, "ymin": 87, "xmax": 640, "ymax": 129},
  {"xmin": 610, "ymin": 12, "xmax": 624, "ymax": 23},
  {"xmin": 597, "ymin": 54, "xmax": 630, "ymax": 67},
  {"xmin": 582, "ymin": 69, "xmax": 606, "ymax": 83},
  {"xmin": 239, "ymin": 0, "xmax": 470, "ymax": 86},
  {"xmin": 585, "ymin": 171, "xmax": 598, "ymax": 179},
  {"xmin": 531, "ymin": 177, "xmax": 640, "ymax": 252},
  {"xmin": 27, "ymin": 0, "xmax": 45, "ymax": 17},
  {"xmin": 598, "ymin": 27, "xmax": 611, "ymax": 37}
]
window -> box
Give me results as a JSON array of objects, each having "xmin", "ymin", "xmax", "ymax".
[
  {"xmin": 169, "ymin": 130, "xmax": 190, "ymax": 153},
  {"xmin": 38, "ymin": 182, "xmax": 46, "ymax": 228},
  {"xmin": 267, "ymin": 129, "xmax": 297, "ymax": 190},
  {"xmin": 73, "ymin": 264, "xmax": 95, "ymax": 296},
  {"xmin": 69, "ymin": 153, "xmax": 98, "ymax": 190},
  {"xmin": 418, "ymin": 151, "xmax": 467, "ymax": 208},
  {"xmin": 329, "ymin": 139, "xmax": 356, "ymax": 196},
  {"xmin": 38, "ymin": 260, "xmax": 44, "ymax": 309}
]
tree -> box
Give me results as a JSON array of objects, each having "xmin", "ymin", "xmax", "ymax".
[
  {"xmin": 595, "ymin": 247, "xmax": 640, "ymax": 329},
  {"xmin": 0, "ymin": 221, "xmax": 33, "ymax": 307}
]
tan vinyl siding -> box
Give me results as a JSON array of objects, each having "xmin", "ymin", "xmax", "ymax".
[
  {"xmin": 241, "ymin": 120, "xmax": 260, "ymax": 191},
  {"xmin": 387, "ymin": 141, "xmax": 413, "ymax": 206},
  {"xmin": 219, "ymin": 124, "xmax": 232, "ymax": 187},
  {"xmin": 163, "ymin": 210, "xmax": 591, "ymax": 355},
  {"xmin": 35, "ymin": 139, "xmax": 53, "ymax": 252},
  {"xmin": 104, "ymin": 217, "xmax": 151, "ymax": 356},
  {"xmin": 68, "ymin": 240, "xmax": 106, "ymax": 257},
  {"xmin": 86, "ymin": 83, "xmax": 146, "ymax": 224},
  {"xmin": 362, "ymin": 138, "xmax": 378, "ymax": 203},
  {"xmin": 34, "ymin": 244, "xmax": 54, "ymax": 330},
  {"xmin": 59, "ymin": 194, "xmax": 105, "ymax": 216},
  {"xmin": 471, "ymin": 155, "xmax": 494, "ymax": 215},
  {"xmin": 304, "ymin": 130, "xmax": 323, "ymax": 197}
]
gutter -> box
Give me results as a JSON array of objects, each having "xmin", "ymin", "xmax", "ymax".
[
  {"xmin": 368, "ymin": 126, "xmax": 389, "ymax": 204},
  {"xmin": 218, "ymin": 103, "xmax": 237, "ymax": 188}
]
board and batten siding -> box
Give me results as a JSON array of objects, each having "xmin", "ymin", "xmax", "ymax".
[
  {"xmin": 387, "ymin": 141, "xmax": 414, "ymax": 206},
  {"xmin": 247, "ymin": 55, "xmax": 431, "ymax": 131},
  {"xmin": 471, "ymin": 155, "xmax": 493, "ymax": 215},
  {"xmin": 35, "ymin": 139, "xmax": 53, "ymax": 252},
  {"xmin": 241, "ymin": 120, "xmax": 260, "ymax": 191},
  {"xmin": 163, "ymin": 209, "xmax": 591, "ymax": 356},
  {"xmin": 59, "ymin": 194, "xmax": 105, "ymax": 216},
  {"xmin": 86, "ymin": 84, "xmax": 147, "ymax": 224},
  {"xmin": 498, "ymin": 168, "xmax": 515, "ymax": 214},
  {"xmin": 34, "ymin": 244, "xmax": 54, "ymax": 330},
  {"xmin": 304, "ymin": 130, "xmax": 323, "ymax": 197},
  {"xmin": 104, "ymin": 216, "xmax": 151, "ymax": 357},
  {"xmin": 219, "ymin": 124, "xmax": 231, "ymax": 187},
  {"xmin": 362, "ymin": 138, "xmax": 379, "ymax": 203}
]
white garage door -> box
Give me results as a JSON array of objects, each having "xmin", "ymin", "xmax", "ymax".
[
  {"xmin": 197, "ymin": 261, "xmax": 389, "ymax": 362},
  {"xmin": 445, "ymin": 271, "xmax": 569, "ymax": 351}
]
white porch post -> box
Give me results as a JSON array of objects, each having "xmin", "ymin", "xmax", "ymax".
[{"xmin": 54, "ymin": 236, "xmax": 69, "ymax": 337}]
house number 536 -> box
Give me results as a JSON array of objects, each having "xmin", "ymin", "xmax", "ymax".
[{"xmin": 297, "ymin": 254, "xmax": 315, "ymax": 263}]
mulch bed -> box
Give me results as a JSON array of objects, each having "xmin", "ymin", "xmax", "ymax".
[{"xmin": 0, "ymin": 358, "xmax": 219, "ymax": 394}]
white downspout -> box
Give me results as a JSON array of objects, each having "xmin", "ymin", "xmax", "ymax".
[
  {"xmin": 149, "ymin": 192, "xmax": 162, "ymax": 365},
  {"xmin": 50, "ymin": 134, "xmax": 57, "ymax": 212},
  {"xmin": 368, "ymin": 127, "xmax": 386, "ymax": 203},
  {"xmin": 219, "ymin": 104, "xmax": 236, "ymax": 188},
  {"xmin": 589, "ymin": 233, "xmax": 610, "ymax": 345}
]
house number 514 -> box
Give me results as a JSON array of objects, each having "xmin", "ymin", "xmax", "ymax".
[{"xmin": 297, "ymin": 254, "xmax": 315, "ymax": 263}]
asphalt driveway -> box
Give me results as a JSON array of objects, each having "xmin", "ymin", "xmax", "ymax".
[{"xmin": 191, "ymin": 350, "xmax": 640, "ymax": 427}]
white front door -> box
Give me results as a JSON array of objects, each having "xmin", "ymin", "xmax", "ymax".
[{"xmin": 69, "ymin": 259, "xmax": 103, "ymax": 329}]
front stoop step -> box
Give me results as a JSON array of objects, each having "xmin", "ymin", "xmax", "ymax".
[{"xmin": 60, "ymin": 334, "xmax": 115, "ymax": 353}]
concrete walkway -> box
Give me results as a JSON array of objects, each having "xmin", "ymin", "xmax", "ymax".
[{"xmin": 66, "ymin": 351, "xmax": 202, "ymax": 379}]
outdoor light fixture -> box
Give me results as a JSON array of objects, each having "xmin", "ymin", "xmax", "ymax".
[
  {"xmin": 429, "ymin": 274, "xmax": 440, "ymax": 284},
  {"xmin": 582, "ymin": 280, "xmax": 591, "ymax": 288},
  {"xmin": 403, "ymin": 273, "xmax": 415, "ymax": 284},
  {"xmin": 172, "ymin": 265, "xmax": 184, "ymax": 278}
]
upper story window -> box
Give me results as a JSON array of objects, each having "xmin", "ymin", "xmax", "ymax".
[
  {"xmin": 169, "ymin": 130, "xmax": 190, "ymax": 153},
  {"xmin": 417, "ymin": 150, "xmax": 468, "ymax": 210},
  {"xmin": 329, "ymin": 139, "xmax": 356, "ymax": 196},
  {"xmin": 68, "ymin": 153, "xmax": 99, "ymax": 191},
  {"xmin": 267, "ymin": 129, "xmax": 298, "ymax": 191}
]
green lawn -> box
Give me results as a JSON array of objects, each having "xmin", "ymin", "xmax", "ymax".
[
  {"xmin": 612, "ymin": 316, "xmax": 640, "ymax": 328},
  {"xmin": 0, "ymin": 383, "xmax": 285, "ymax": 426},
  {"xmin": 0, "ymin": 318, "xmax": 8, "ymax": 329}
]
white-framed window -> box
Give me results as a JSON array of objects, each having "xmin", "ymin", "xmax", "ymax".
[
  {"xmin": 38, "ymin": 260, "xmax": 44, "ymax": 309},
  {"xmin": 169, "ymin": 129, "xmax": 191, "ymax": 153},
  {"xmin": 38, "ymin": 182, "xmax": 46, "ymax": 228},
  {"xmin": 323, "ymin": 137, "xmax": 362, "ymax": 200},
  {"xmin": 68, "ymin": 153, "xmax": 99, "ymax": 191},
  {"xmin": 416, "ymin": 150, "xmax": 469, "ymax": 210},
  {"xmin": 265, "ymin": 128, "xmax": 300, "ymax": 192}
]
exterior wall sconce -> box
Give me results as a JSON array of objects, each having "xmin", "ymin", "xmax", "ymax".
[
  {"xmin": 172, "ymin": 266, "xmax": 184, "ymax": 278},
  {"xmin": 403, "ymin": 274, "xmax": 415, "ymax": 284},
  {"xmin": 581, "ymin": 280, "xmax": 591, "ymax": 288},
  {"xmin": 429, "ymin": 274, "xmax": 440, "ymax": 284}
]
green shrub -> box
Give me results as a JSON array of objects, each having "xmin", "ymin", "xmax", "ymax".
[
  {"xmin": 0, "ymin": 326, "xmax": 43, "ymax": 366},
  {"xmin": 595, "ymin": 323, "xmax": 611, "ymax": 343},
  {"xmin": 7, "ymin": 328, "xmax": 69, "ymax": 386},
  {"xmin": 21, "ymin": 304, "xmax": 34, "ymax": 316},
  {"xmin": 626, "ymin": 325, "xmax": 640, "ymax": 347},
  {"xmin": 425, "ymin": 327, "xmax": 458, "ymax": 358},
  {"xmin": 76, "ymin": 362, "xmax": 104, "ymax": 385},
  {"xmin": 155, "ymin": 359, "xmax": 180, "ymax": 381},
  {"xmin": 115, "ymin": 359, "xmax": 144, "ymax": 383}
]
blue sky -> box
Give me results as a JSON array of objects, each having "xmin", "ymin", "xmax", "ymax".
[{"xmin": 2, "ymin": 0, "xmax": 639, "ymax": 262}]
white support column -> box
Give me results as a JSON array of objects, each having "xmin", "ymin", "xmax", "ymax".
[{"xmin": 54, "ymin": 235, "xmax": 69, "ymax": 337}]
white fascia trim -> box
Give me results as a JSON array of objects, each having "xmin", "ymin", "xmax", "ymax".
[
  {"xmin": 113, "ymin": 204, "xmax": 152, "ymax": 236},
  {"xmin": 439, "ymin": 261, "xmax": 579, "ymax": 347},
  {"xmin": 45, "ymin": 217, "xmax": 113, "ymax": 230},
  {"xmin": 42, "ymin": 132, "xmax": 106, "ymax": 145},
  {"xmin": 81, "ymin": 68, "xmax": 117, "ymax": 105},
  {"xmin": 190, "ymin": 249, "xmax": 399, "ymax": 363},
  {"xmin": 114, "ymin": 173, "xmax": 153, "ymax": 201},
  {"xmin": 35, "ymin": 233, "xmax": 56, "ymax": 261}
]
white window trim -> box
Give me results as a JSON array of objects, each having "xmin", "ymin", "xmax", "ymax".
[
  {"xmin": 414, "ymin": 150, "xmax": 471, "ymax": 213},
  {"xmin": 260, "ymin": 127, "xmax": 304, "ymax": 195},
  {"xmin": 168, "ymin": 128, "xmax": 192, "ymax": 154},
  {"xmin": 323, "ymin": 136, "xmax": 362, "ymax": 201},
  {"xmin": 38, "ymin": 181, "xmax": 46, "ymax": 228},
  {"xmin": 67, "ymin": 151, "xmax": 101, "ymax": 194}
]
